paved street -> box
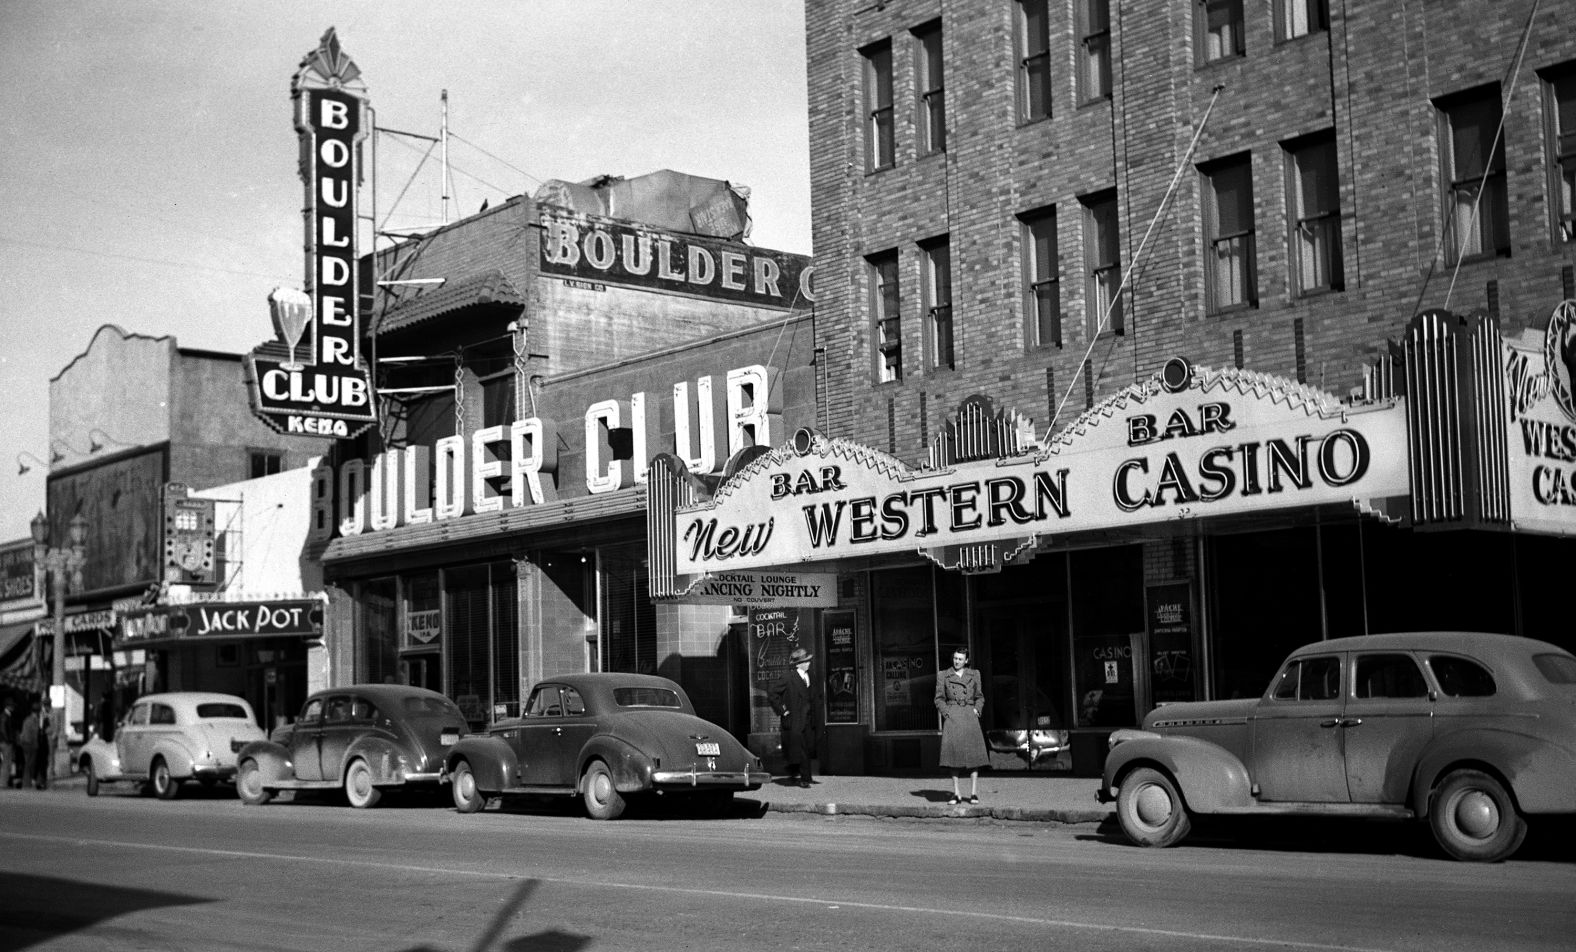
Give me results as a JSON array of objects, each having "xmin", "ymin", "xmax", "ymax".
[{"xmin": 2, "ymin": 786, "xmax": 1572, "ymax": 952}]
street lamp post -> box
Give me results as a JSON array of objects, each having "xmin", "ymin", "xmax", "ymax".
[{"xmin": 31, "ymin": 510, "xmax": 87, "ymax": 784}]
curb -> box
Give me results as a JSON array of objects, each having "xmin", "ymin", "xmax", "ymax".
[{"xmin": 764, "ymin": 800, "xmax": 1110, "ymax": 825}]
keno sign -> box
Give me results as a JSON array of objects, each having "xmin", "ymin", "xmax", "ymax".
[{"xmin": 671, "ymin": 362, "xmax": 1410, "ymax": 574}]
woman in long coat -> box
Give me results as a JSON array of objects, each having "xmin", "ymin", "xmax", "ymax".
[{"xmin": 935, "ymin": 646, "xmax": 988, "ymax": 804}]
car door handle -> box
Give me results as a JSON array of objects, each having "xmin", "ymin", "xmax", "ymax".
[
  {"xmin": 553, "ymin": 727, "xmax": 562, "ymax": 736},
  {"xmin": 1319, "ymin": 718, "xmax": 1341, "ymax": 728},
  {"xmin": 1340, "ymin": 717, "xmax": 1362, "ymax": 728}
]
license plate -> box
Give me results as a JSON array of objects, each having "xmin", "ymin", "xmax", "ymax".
[
  {"xmin": 695, "ymin": 742, "xmax": 721, "ymax": 757},
  {"xmin": 440, "ymin": 730, "xmax": 460, "ymax": 746}
]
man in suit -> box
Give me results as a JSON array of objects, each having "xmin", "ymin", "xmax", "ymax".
[{"xmin": 769, "ymin": 647, "xmax": 822, "ymax": 787}]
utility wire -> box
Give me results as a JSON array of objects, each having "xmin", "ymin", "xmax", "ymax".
[
  {"xmin": 449, "ymin": 133, "xmax": 545, "ymax": 188},
  {"xmin": 0, "ymin": 235, "xmax": 280, "ymax": 279},
  {"xmin": 1043, "ymin": 83, "xmax": 1226, "ymax": 443}
]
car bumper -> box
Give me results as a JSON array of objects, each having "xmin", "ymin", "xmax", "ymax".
[
  {"xmin": 401, "ymin": 770, "xmax": 444, "ymax": 784},
  {"xmin": 651, "ymin": 768, "xmax": 763, "ymax": 791},
  {"xmin": 191, "ymin": 764, "xmax": 239, "ymax": 781}
]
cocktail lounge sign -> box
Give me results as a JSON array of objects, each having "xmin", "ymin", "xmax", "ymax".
[
  {"xmin": 661, "ymin": 360, "xmax": 1411, "ymax": 574},
  {"xmin": 245, "ymin": 28, "xmax": 376, "ymax": 440}
]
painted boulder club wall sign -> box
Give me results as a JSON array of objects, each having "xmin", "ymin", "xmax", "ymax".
[
  {"xmin": 666, "ymin": 360, "xmax": 1411, "ymax": 574},
  {"xmin": 245, "ymin": 28, "xmax": 376, "ymax": 439}
]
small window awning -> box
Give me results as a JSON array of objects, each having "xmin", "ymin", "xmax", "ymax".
[
  {"xmin": 0, "ymin": 619, "xmax": 40, "ymax": 692},
  {"xmin": 373, "ymin": 269, "xmax": 524, "ymax": 336}
]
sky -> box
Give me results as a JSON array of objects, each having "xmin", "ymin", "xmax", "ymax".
[{"xmin": 0, "ymin": 0, "xmax": 811, "ymax": 543}]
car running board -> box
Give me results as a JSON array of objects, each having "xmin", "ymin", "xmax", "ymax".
[{"xmin": 1216, "ymin": 802, "xmax": 1415, "ymax": 819}]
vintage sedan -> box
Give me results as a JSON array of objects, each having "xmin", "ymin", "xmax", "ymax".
[
  {"xmin": 235, "ymin": 684, "xmax": 468, "ymax": 808},
  {"xmin": 444, "ymin": 673, "xmax": 764, "ymax": 820},
  {"xmin": 1099, "ymin": 632, "xmax": 1576, "ymax": 862},
  {"xmin": 77, "ymin": 692, "xmax": 266, "ymax": 799}
]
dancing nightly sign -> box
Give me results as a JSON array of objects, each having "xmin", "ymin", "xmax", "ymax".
[{"xmin": 245, "ymin": 28, "xmax": 376, "ymax": 439}]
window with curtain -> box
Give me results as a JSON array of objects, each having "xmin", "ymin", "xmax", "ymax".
[
  {"xmin": 922, "ymin": 237, "xmax": 954, "ymax": 370},
  {"xmin": 914, "ymin": 21, "xmax": 946, "ymax": 155},
  {"xmin": 863, "ymin": 39, "xmax": 895, "ymax": 171},
  {"xmin": 870, "ymin": 251, "xmax": 903, "ymax": 383},
  {"xmin": 1286, "ymin": 133, "xmax": 1343, "ymax": 295},
  {"xmin": 1017, "ymin": 0, "xmax": 1051, "ymax": 122},
  {"xmin": 1544, "ymin": 67, "xmax": 1576, "ymax": 242},
  {"xmin": 1197, "ymin": 0, "xmax": 1244, "ymax": 64},
  {"xmin": 1277, "ymin": 0, "xmax": 1328, "ymax": 42},
  {"xmin": 1203, "ymin": 155, "xmax": 1258, "ymax": 312},
  {"xmin": 1082, "ymin": 192, "xmax": 1124, "ymax": 336},
  {"xmin": 1439, "ymin": 87, "xmax": 1510, "ymax": 263},
  {"xmin": 1021, "ymin": 207, "xmax": 1061, "ymax": 349},
  {"xmin": 1077, "ymin": 0, "xmax": 1112, "ymax": 103}
]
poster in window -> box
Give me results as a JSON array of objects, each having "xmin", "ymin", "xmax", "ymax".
[
  {"xmin": 823, "ymin": 609, "xmax": 857, "ymax": 723},
  {"xmin": 1073, "ymin": 633, "xmax": 1137, "ymax": 727},
  {"xmin": 746, "ymin": 606, "xmax": 813, "ymax": 735},
  {"xmin": 1145, "ymin": 580, "xmax": 1196, "ymax": 705}
]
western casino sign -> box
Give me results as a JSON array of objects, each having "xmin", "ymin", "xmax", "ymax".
[
  {"xmin": 1501, "ymin": 299, "xmax": 1576, "ymax": 534},
  {"xmin": 669, "ymin": 360, "xmax": 1411, "ymax": 574}
]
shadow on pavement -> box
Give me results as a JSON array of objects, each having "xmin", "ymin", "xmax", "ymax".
[
  {"xmin": 391, "ymin": 880, "xmax": 593, "ymax": 952},
  {"xmin": 0, "ymin": 872, "xmax": 212, "ymax": 950}
]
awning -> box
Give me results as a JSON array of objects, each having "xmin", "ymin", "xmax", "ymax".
[
  {"xmin": 0, "ymin": 619, "xmax": 41, "ymax": 692},
  {"xmin": 373, "ymin": 269, "xmax": 524, "ymax": 336}
]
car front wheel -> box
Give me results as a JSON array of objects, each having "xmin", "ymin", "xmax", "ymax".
[
  {"xmin": 150, "ymin": 758, "xmax": 180, "ymax": 800},
  {"xmin": 236, "ymin": 759, "xmax": 272, "ymax": 806},
  {"xmin": 1430, "ymin": 769, "xmax": 1526, "ymax": 862},
  {"xmin": 83, "ymin": 761, "xmax": 99, "ymax": 798},
  {"xmin": 1116, "ymin": 766, "xmax": 1192, "ymax": 848},
  {"xmin": 582, "ymin": 760, "xmax": 626, "ymax": 820},
  {"xmin": 344, "ymin": 758, "xmax": 382, "ymax": 809},
  {"xmin": 451, "ymin": 760, "xmax": 485, "ymax": 814}
]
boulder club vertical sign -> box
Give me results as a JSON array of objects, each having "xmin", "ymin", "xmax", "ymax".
[{"xmin": 246, "ymin": 28, "xmax": 376, "ymax": 439}]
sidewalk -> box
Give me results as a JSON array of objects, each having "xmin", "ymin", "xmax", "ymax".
[{"xmin": 30, "ymin": 768, "xmax": 1114, "ymax": 825}]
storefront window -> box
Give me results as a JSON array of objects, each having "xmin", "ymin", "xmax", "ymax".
[
  {"xmin": 359, "ymin": 577, "xmax": 398, "ymax": 684},
  {"xmin": 1070, "ymin": 545, "xmax": 1143, "ymax": 727},
  {"xmin": 871, "ymin": 565, "xmax": 964, "ymax": 731},
  {"xmin": 599, "ymin": 542, "xmax": 656, "ymax": 675},
  {"xmin": 444, "ymin": 561, "xmax": 519, "ymax": 727}
]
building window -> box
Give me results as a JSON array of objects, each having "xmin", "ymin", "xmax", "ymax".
[
  {"xmin": 870, "ymin": 251, "xmax": 903, "ymax": 383},
  {"xmin": 921, "ymin": 237, "xmax": 954, "ymax": 370},
  {"xmin": 249, "ymin": 450, "xmax": 283, "ymax": 479},
  {"xmin": 1077, "ymin": 0, "xmax": 1112, "ymax": 103},
  {"xmin": 481, "ymin": 373, "xmax": 516, "ymax": 430},
  {"xmin": 1082, "ymin": 192, "xmax": 1123, "ymax": 336},
  {"xmin": 1285, "ymin": 133, "xmax": 1343, "ymax": 295},
  {"xmin": 1197, "ymin": 0, "xmax": 1245, "ymax": 64},
  {"xmin": 1544, "ymin": 66, "xmax": 1576, "ymax": 242},
  {"xmin": 1021, "ymin": 207, "xmax": 1061, "ymax": 349},
  {"xmin": 1276, "ymin": 0, "xmax": 1328, "ymax": 42},
  {"xmin": 872, "ymin": 565, "xmax": 965, "ymax": 732},
  {"xmin": 1016, "ymin": 0, "xmax": 1052, "ymax": 122},
  {"xmin": 1439, "ymin": 87, "xmax": 1510, "ymax": 263},
  {"xmin": 1203, "ymin": 155, "xmax": 1258, "ymax": 312},
  {"xmin": 863, "ymin": 39, "xmax": 895, "ymax": 171},
  {"xmin": 914, "ymin": 21, "xmax": 946, "ymax": 155}
]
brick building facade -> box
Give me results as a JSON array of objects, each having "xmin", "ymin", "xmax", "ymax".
[{"xmin": 774, "ymin": 0, "xmax": 1576, "ymax": 772}]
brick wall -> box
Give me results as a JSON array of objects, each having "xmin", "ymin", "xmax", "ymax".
[{"xmin": 808, "ymin": 0, "xmax": 1576, "ymax": 468}]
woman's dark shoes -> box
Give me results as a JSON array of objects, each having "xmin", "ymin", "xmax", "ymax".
[
  {"xmin": 968, "ymin": 795, "xmax": 979, "ymax": 804},
  {"xmin": 947, "ymin": 795, "xmax": 961, "ymax": 805}
]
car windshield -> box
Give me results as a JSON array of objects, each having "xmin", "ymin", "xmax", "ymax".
[
  {"xmin": 195, "ymin": 703, "xmax": 250, "ymax": 719},
  {"xmin": 613, "ymin": 687, "xmax": 682, "ymax": 708},
  {"xmin": 401, "ymin": 695, "xmax": 464, "ymax": 718},
  {"xmin": 1532, "ymin": 653, "xmax": 1576, "ymax": 685}
]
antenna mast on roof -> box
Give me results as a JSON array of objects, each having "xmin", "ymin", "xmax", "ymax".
[{"xmin": 441, "ymin": 89, "xmax": 451, "ymax": 225}]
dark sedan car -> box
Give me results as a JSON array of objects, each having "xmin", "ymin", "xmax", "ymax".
[
  {"xmin": 1099, "ymin": 632, "xmax": 1576, "ymax": 862},
  {"xmin": 235, "ymin": 685, "xmax": 468, "ymax": 808},
  {"xmin": 444, "ymin": 673, "xmax": 764, "ymax": 820}
]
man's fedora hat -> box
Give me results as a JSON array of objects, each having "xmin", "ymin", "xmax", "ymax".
[{"xmin": 788, "ymin": 647, "xmax": 813, "ymax": 664}]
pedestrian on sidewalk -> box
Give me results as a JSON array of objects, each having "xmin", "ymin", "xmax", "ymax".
[
  {"xmin": 770, "ymin": 647, "xmax": 822, "ymax": 787},
  {"xmin": 0, "ymin": 696, "xmax": 17, "ymax": 788},
  {"xmin": 936, "ymin": 646, "xmax": 987, "ymax": 805},
  {"xmin": 18, "ymin": 700, "xmax": 45, "ymax": 790}
]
